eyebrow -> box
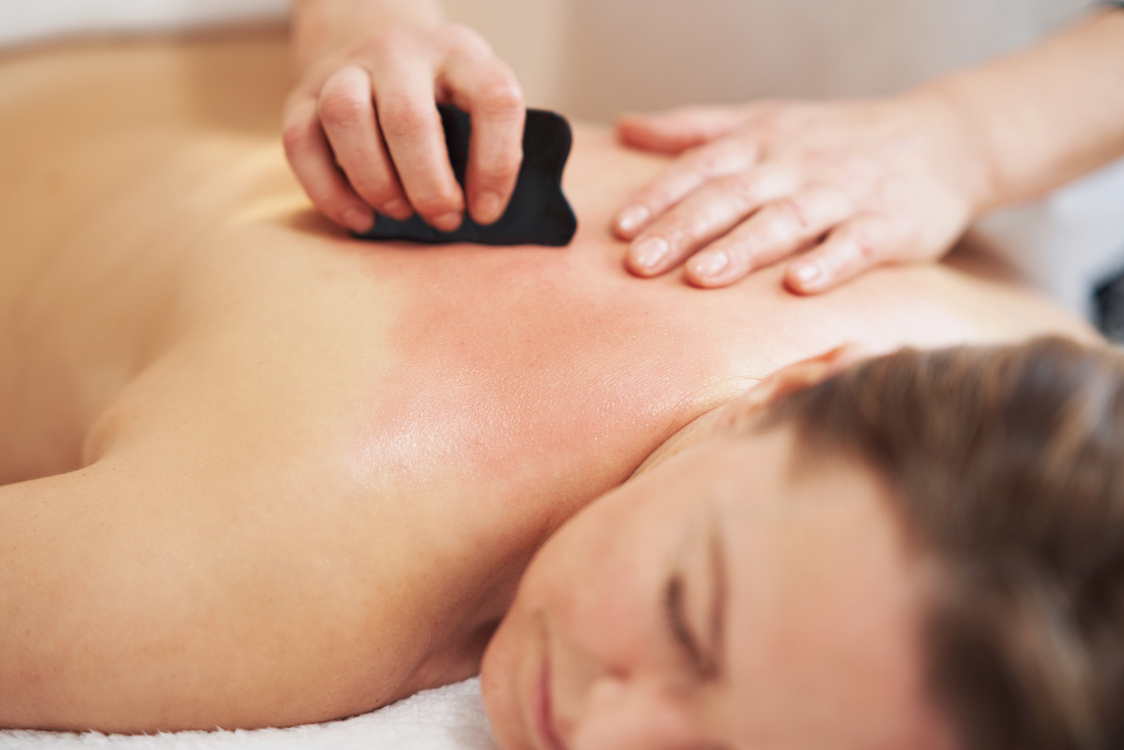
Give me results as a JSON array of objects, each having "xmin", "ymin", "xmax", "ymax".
[{"xmin": 706, "ymin": 512, "xmax": 729, "ymax": 681}]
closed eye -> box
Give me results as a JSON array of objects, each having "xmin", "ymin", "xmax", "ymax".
[{"xmin": 665, "ymin": 573, "xmax": 710, "ymax": 675}]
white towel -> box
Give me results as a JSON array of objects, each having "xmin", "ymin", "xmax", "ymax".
[{"xmin": 0, "ymin": 678, "xmax": 498, "ymax": 750}]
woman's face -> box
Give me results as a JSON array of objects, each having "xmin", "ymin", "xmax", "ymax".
[{"xmin": 481, "ymin": 417, "xmax": 955, "ymax": 750}]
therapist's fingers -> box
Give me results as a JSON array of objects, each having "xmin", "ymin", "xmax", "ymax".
[
  {"xmin": 784, "ymin": 214, "xmax": 904, "ymax": 294},
  {"xmin": 318, "ymin": 65, "xmax": 412, "ymax": 221},
  {"xmin": 614, "ymin": 135, "xmax": 762, "ymax": 239},
  {"xmin": 441, "ymin": 46, "xmax": 525, "ymax": 225},
  {"xmin": 684, "ymin": 186, "xmax": 854, "ymax": 288},
  {"xmin": 282, "ymin": 94, "xmax": 375, "ymax": 233},
  {"xmin": 625, "ymin": 164, "xmax": 798, "ymax": 278},
  {"xmin": 615, "ymin": 105, "xmax": 751, "ymax": 154},
  {"xmin": 370, "ymin": 62, "xmax": 465, "ymax": 232}
]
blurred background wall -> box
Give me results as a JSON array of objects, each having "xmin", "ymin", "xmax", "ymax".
[
  {"xmin": 0, "ymin": 0, "xmax": 287, "ymax": 49},
  {"xmin": 447, "ymin": 0, "xmax": 1089, "ymax": 124},
  {"xmin": 443, "ymin": 0, "xmax": 566, "ymax": 113}
]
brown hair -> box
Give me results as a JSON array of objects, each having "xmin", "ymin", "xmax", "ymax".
[{"xmin": 758, "ymin": 336, "xmax": 1124, "ymax": 750}]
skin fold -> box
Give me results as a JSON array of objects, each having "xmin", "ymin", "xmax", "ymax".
[{"xmin": 0, "ymin": 30, "xmax": 1097, "ymax": 733}]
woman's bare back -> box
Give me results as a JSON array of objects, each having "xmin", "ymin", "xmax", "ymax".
[{"xmin": 0, "ymin": 30, "xmax": 1095, "ymax": 732}]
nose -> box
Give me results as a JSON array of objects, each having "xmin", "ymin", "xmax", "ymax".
[{"xmin": 567, "ymin": 674, "xmax": 699, "ymax": 750}]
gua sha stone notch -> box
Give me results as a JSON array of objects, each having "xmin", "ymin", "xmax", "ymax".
[{"xmin": 354, "ymin": 105, "xmax": 578, "ymax": 247}]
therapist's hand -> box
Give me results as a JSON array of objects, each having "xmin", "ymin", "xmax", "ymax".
[
  {"xmin": 613, "ymin": 92, "xmax": 994, "ymax": 293},
  {"xmin": 283, "ymin": 24, "xmax": 525, "ymax": 234}
]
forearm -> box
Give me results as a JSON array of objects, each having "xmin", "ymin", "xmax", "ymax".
[
  {"xmin": 924, "ymin": 7, "xmax": 1124, "ymax": 211},
  {"xmin": 290, "ymin": 0, "xmax": 446, "ymax": 73}
]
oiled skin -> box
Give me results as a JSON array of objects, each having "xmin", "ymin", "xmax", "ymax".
[{"xmin": 0, "ymin": 30, "xmax": 1095, "ymax": 732}]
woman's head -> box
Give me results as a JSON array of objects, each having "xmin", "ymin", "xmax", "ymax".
[{"xmin": 481, "ymin": 337, "xmax": 1124, "ymax": 750}]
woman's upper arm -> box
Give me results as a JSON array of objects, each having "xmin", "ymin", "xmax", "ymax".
[
  {"xmin": 0, "ymin": 463, "xmax": 191, "ymax": 730},
  {"xmin": 0, "ymin": 452, "xmax": 415, "ymax": 732},
  {"xmin": 0, "ymin": 461, "xmax": 284, "ymax": 732}
]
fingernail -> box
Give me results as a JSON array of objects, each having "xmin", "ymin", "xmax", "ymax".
[
  {"xmin": 380, "ymin": 199, "xmax": 412, "ymax": 220},
  {"xmin": 693, "ymin": 251, "xmax": 730, "ymax": 278},
  {"xmin": 343, "ymin": 208, "xmax": 374, "ymax": 233},
  {"xmin": 474, "ymin": 192, "xmax": 504, "ymax": 225},
  {"xmin": 790, "ymin": 261, "xmax": 825, "ymax": 290},
  {"xmin": 617, "ymin": 204, "xmax": 650, "ymax": 235},
  {"xmin": 432, "ymin": 211, "xmax": 463, "ymax": 233},
  {"xmin": 631, "ymin": 236, "xmax": 670, "ymax": 273}
]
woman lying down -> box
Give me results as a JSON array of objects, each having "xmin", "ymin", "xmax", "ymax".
[{"xmin": 0, "ymin": 29, "xmax": 1121, "ymax": 750}]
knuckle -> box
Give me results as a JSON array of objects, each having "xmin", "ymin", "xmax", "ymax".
[
  {"xmin": 351, "ymin": 175, "xmax": 399, "ymax": 206},
  {"xmin": 720, "ymin": 171, "xmax": 763, "ymax": 204},
  {"xmin": 847, "ymin": 222, "xmax": 883, "ymax": 262},
  {"xmin": 684, "ymin": 146, "xmax": 725, "ymax": 176},
  {"xmin": 667, "ymin": 214, "xmax": 709, "ymax": 245},
  {"xmin": 772, "ymin": 196, "xmax": 811, "ymax": 234},
  {"xmin": 307, "ymin": 181, "xmax": 346, "ymax": 212},
  {"xmin": 319, "ymin": 90, "xmax": 369, "ymax": 130},
  {"xmin": 739, "ymin": 228, "xmax": 783, "ymax": 263},
  {"xmin": 734, "ymin": 225, "xmax": 772, "ymax": 258},
  {"xmin": 377, "ymin": 98, "xmax": 437, "ymax": 140},
  {"xmin": 635, "ymin": 182, "xmax": 678, "ymax": 214},
  {"xmin": 412, "ymin": 187, "xmax": 462, "ymax": 216},
  {"xmin": 323, "ymin": 201, "xmax": 350, "ymax": 223},
  {"xmin": 281, "ymin": 120, "xmax": 315, "ymax": 157},
  {"xmin": 477, "ymin": 76, "xmax": 524, "ymax": 117}
]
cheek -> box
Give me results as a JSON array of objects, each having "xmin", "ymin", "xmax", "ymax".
[
  {"xmin": 561, "ymin": 562, "xmax": 651, "ymax": 652},
  {"xmin": 519, "ymin": 489, "xmax": 632, "ymax": 607},
  {"xmin": 486, "ymin": 480, "xmax": 679, "ymax": 704},
  {"xmin": 538, "ymin": 511, "xmax": 669, "ymax": 668},
  {"xmin": 480, "ymin": 617, "xmax": 530, "ymax": 750}
]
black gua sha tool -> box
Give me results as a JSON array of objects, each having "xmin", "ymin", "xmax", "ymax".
[{"xmin": 353, "ymin": 105, "xmax": 578, "ymax": 247}]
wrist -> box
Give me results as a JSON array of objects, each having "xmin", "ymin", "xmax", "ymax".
[
  {"xmin": 905, "ymin": 81, "xmax": 1005, "ymax": 217},
  {"xmin": 291, "ymin": 0, "xmax": 444, "ymax": 75}
]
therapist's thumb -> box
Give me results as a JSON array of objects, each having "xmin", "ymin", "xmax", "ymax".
[{"xmin": 615, "ymin": 105, "xmax": 747, "ymax": 154}]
